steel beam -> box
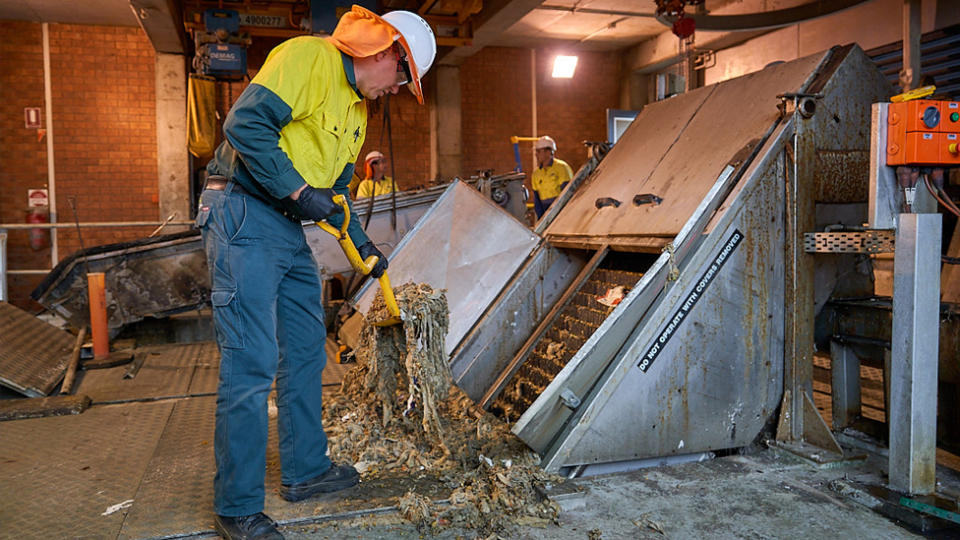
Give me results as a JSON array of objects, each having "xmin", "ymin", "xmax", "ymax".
[
  {"xmin": 889, "ymin": 213, "xmax": 941, "ymax": 495},
  {"xmin": 830, "ymin": 339, "xmax": 862, "ymax": 429},
  {"xmin": 783, "ymin": 115, "xmax": 817, "ymax": 441}
]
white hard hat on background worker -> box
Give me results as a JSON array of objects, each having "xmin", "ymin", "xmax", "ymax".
[
  {"xmin": 534, "ymin": 135, "xmax": 557, "ymax": 151},
  {"xmin": 531, "ymin": 135, "xmax": 572, "ymax": 219},
  {"xmin": 328, "ymin": 6, "xmax": 437, "ymax": 104}
]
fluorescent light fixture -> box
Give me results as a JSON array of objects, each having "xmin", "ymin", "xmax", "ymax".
[{"xmin": 552, "ymin": 55, "xmax": 578, "ymax": 78}]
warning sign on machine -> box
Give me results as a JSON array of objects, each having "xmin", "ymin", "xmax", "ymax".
[{"xmin": 637, "ymin": 229, "xmax": 743, "ymax": 373}]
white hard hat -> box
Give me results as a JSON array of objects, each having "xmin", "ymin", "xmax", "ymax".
[
  {"xmin": 534, "ymin": 136, "xmax": 557, "ymax": 151},
  {"xmin": 365, "ymin": 151, "xmax": 385, "ymax": 162},
  {"xmin": 383, "ymin": 10, "xmax": 437, "ymax": 105}
]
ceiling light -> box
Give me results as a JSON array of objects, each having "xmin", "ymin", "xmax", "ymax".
[{"xmin": 552, "ymin": 55, "xmax": 578, "ymax": 78}]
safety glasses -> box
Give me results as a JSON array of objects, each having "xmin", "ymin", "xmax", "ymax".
[{"xmin": 394, "ymin": 45, "xmax": 412, "ymax": 86}]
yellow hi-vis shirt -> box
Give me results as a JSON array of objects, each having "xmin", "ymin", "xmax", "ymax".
[
  {"xmin": 251, "ymin": 37, "xmax": 367, "ymax": 190},
  {"xmin": 531, "ymin": 158, "xmax": 574, "ymax": 200},
  {"xmin": 356, "ymin": 176, "xmax": 396, "ymax": 198}
]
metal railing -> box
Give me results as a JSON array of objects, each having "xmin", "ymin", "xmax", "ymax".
[{"xmin": 0, "ymin": 220, "xmax": 193, "ymax": 302}]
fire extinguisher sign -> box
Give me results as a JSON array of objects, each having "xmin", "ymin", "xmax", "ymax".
[
  {"xmin": 24, "ymin": 108, "xmax": 42, "ymax": 129},
  {"xmin": 28, "ymin": 189, "xmax": 49, "ymax": 208}
]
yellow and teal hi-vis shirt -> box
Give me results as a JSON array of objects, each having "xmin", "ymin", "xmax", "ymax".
[
  {"xmin": 207, "ymin": 36, "xmax": 371, "ymax": 246},
  {"xmin": 531, "ymin": 158, "xmax": 573, "ymax": 200}
]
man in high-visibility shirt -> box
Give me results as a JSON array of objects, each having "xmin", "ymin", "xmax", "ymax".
[
  {"xmin": 356, "ymin": 150, "xmax": 397, "ymax": 198},
  {"xmin": 531, "ymin": 135, "xmax": 574, "ymax": 218},
  {"xmin": 196, "ymin": 6, "xmax": 436, "ymax": 539}
]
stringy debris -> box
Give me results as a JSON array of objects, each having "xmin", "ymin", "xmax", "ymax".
[
  {"xmin": 324, "ymin": 283, "xmax": 561, "ymax": 535},
  {"xmin": 398, "ymin": 491, "xmax": 434, "ymax": 533}
]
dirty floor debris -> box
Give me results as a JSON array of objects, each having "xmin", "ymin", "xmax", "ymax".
[
  {"xmin": 325, "ymin": 283, "xmax": 560, "ymax": 536},
  {"xmin": 279, "ymin": 448, "xmax": 957, "ymax": 539},
  {"xmin": 2, "ymin": 312, "xmax": 960, "ymax": 538}
]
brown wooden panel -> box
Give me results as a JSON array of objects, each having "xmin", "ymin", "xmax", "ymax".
[{"xmin": 546, "ymin": 51, "xmax": 828, "ymax": 243}]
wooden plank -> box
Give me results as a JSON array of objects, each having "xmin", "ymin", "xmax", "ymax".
[
  {"xmin": 545, "ymin": 52, "xmax": 826, "ymax": 243},
  {"xmin": 0, "ymin": 395, "xmax": 91, "ymax": 421}
]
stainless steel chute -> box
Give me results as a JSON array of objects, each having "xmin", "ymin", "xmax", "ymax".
[
  {"xmin": 447, "ymin": 44, "xmax": 893, "ymax": 473},
  {"xmin": 350, "ymin": 181, "xmax": 540, "ymax": 356}
]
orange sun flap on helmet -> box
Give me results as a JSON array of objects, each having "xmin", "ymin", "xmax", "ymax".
[{"xmin": 326, "ymin": 5, "xmax": 398, "ymax": 59}]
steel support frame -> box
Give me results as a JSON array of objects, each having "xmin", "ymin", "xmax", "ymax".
[
  {"xmin": 776, "ymin": 92, "xmax": 844, "ymax": 458},
  {"xmin": 782, "ymin": 111, "xmax": 817, "ymax": 441},
  {"xmin": 889, "ymin": 213, "xmax": 941, "ymax": 495},
  {"xmin": 830, "ymin": 339, "xmax": 862, "ymax": 429}
]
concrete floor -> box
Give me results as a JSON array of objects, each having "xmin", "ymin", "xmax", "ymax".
[
  {"xmin": 2, "ymin": 340, "xmax": 960, "ymax": 539},
  {"xmin": 279, "ymin": 448, "xmax": 960, "ymax": 540}
]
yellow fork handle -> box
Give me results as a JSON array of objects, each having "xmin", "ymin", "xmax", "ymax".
[
  {"xmin": 377, "ymin": 273, "xmax": 401, "ymax": 320},
  {"xmin": 316, "ymin": 195, "xmax": 377, "ymax": 273},
  {"xmin": 315, "ymin": 194, "xmax": 401, "ymax": 320}
]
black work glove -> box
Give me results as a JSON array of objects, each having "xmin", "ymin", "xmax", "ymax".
[
  {"xmin": 294, "ymin": 186, "xmax": 343, "ymax": 221},
  {"xmin": 358, "ymin": 241, "xmax": 388, "ymax": 279}
]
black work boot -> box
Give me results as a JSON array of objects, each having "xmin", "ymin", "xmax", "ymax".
[
  {"xmin": 214, "ymin": 512, "xmax": 284, "ymax": 540},
  {"xmin": 279, "ymin": 463, "xmax": 359, "ymax": 502}
]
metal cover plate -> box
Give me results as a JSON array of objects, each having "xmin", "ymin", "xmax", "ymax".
[
  {"xmin": 77, "ymin": 341, "xmax": 218, "ymax": 402},
  {"xmin": 31, "ymin": 232, "xmax": 209, "ymax": 333},
  {"xmin": 352, "ymin": 181, "xmax": 540, "ymax": 355},
  {"xmin": 544, "ymin": 52, "xmax": 826, "ymax": 248},
  {"xmin": 118, "ymin": 396, "xmax": 216, "ymax": 539},
  {"xmin": 0, "ymin": 301, "xmax": 74, "ymax": 397}
]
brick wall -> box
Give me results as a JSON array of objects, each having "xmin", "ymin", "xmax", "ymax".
[
  {"xmin": 460, "ymin": 46, "xmax": 621, "ymax": 182},
  {"xmin": 0, "ymin": 22, "xmax": 157, "ymax": 311},
  {"xmin": 358, "ymin": 89, "xmax": 432, "ymax": 191},
  {"xmin": 1, "ymin": 24, "xmax": 621, "ymax": 310},
  {"xmin": 536, "ymin": 49, "xmax": 621, "ymax": 174},
  {"xmin": 0, "ymin": 21, "xmax": 47, "ymax": 309},
  {"xmin": 460, "ymin": 47, "xmax": 536, "ymax": 178}
]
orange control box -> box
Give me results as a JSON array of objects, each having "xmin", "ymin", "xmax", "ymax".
[{"xmin": 887, "ymin": 100, "xmax": 960, "ymax": 166}]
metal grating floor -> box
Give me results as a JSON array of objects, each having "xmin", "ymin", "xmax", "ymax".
[
  {"xmin": 0, "ymin": 302, "xmax": 75, "ymax": 397},
  {"xmin": 0, "ymin": 340, "xmax": 432, "ymax": 539},
  {"xmin": 490, "ymin": 265, "xmax": 643, "ymax": 422},
  {"xmin": 0, "ymin": 400, "xmax": 174, "ymax": 540},
  {"xmin": 117, "ymin": 396, "xmax": 217, "ymax": 539},
  {"xmin": 78, "ymin": 342, "xmax": 219, "ymax": 403}
]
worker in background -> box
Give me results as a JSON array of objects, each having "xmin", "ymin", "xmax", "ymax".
[
  {"xmin": 531, "ymin": 135, "xmax": 574, "ymax": 218},
  {"xmin": 195, "ymin": 6, "xmax": 435, "ymax": 540},
  {"xmin": 356, "ymin": 150, "xmax": 398, "ymax": 198}
]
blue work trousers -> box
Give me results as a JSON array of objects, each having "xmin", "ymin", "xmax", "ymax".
[{"xmin": 197, "ymin": 184, "xmax": 332, "ymax": 517}]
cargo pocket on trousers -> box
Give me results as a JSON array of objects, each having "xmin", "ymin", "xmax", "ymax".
[{"xmin": 211, "ymin": 288, "xmax": 244, "ymax": 349}]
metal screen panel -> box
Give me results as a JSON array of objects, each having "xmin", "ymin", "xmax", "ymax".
[{"xmin": 352, "ymin": 181, "xmax": 540, "ymax": 356}]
